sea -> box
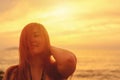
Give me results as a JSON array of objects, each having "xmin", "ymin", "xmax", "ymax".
[{"xmin": 0, "ymin": 49, "xmax": 120, "ymax": 80}]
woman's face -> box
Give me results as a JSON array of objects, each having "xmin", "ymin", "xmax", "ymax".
[{"xmin": 27, "ymin": 27, "xmax": 45, "ymax": 56}]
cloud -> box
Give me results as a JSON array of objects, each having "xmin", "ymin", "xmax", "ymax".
[
  {"xmin": 0, "ymin": 1, "xmax": 25, "ymax": 22},
  {"xmin": 0, "ymin": 30, "xmax": 20, "ymax": 35},
  {"xmin": 0, "ymin": 0, "xmax": 120, "ymax": 51},
  {"xmin": 79, "ymin": 11, "xmax": 120, "ymax": 20},
  {"xmin": 0, "ymin": 31, "xmax": 19, "ymax": 50},
  {"xmin": 64, "ymin": 40, "xmax": 120, "ymax": 50},
  {"xmin": 0, "ymin": 0, "xmax": 120, "ymax": 23},
  {"xmin": 4, "ymin": 47, "xmax": 18, "ymax": 51},
  {"xmin": 0, "ymin": 0, "xmax": 73, "ymax": 23},
  {"xmin": 0, "ymin": 0, "xmax": 19, "ymax": 13}
]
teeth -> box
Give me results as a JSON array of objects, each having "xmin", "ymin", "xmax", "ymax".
[
  {"xmin": 31, "ymin": 42, "xmax": 40, "ymax": 47},
  {"xmin": 32, "ymin": 44, "xmax": 40, "ymax": 47}
]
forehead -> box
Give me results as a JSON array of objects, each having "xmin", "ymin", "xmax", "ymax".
[
  {"xmin": 28, "ymin": 26, "xmax": 41, "ymax": 33},
  {"xmin": 32, "ymin": 27, "xmax": 41, "ymax": 32}
]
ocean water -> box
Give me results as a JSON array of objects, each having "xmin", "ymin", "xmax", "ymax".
[
  {"xmin": 72, "ymin": 50, "xmax": 120, "ymax": 80},
  {"xmin": 73, "ymin": 69, "xmax": 120, "ymax": 80},
  {"xmin": 0, "ymin": 49, "xmax": 120, "ymax": 80}
]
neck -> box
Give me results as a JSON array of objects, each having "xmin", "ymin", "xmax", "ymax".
[
  {"xmin": 30, "ymin": 56, "xmax": 44, "ymax": 68},
  {"xmin": 29, "ymin": 57, "xmax": 44, "ymax": 80},
  {"xmin": 29, "ymin": 55, "xmax": 50, "ymax": 80}
]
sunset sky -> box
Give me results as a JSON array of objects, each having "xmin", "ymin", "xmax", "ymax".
[{"xmin": 0, "ymin": 0, "xmax": 120, "ymax": 58}]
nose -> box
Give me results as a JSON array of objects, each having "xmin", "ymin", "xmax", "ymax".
[{"xmin": 30, "ymin": 38, "xmax": 41, "ymax": 45}]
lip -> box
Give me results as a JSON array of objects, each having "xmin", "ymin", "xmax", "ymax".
[
  {"xmin": 31, "ymin": 44, "xmax": 40, "ymax": 47},
  {"xmin": 31, "ymin": 43, "xmax": 40, "ymax": 47}
]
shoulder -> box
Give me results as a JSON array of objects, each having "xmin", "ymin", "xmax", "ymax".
[
  {"xmin": 5, "ymin": 65, "xmax": 18, "ymax": 74},
  {"xmin": 3, "ymin": 65, "xmax": 18, "ymax": 80}
]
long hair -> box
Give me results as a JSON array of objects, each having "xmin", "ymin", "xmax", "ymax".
[
  {"xmin": 18, "ymin": 23, "xmax": 51, "ymax": 80},
  {"xmin": 3, "ymin": 23, "xmax": 73, "ymax": 80}
]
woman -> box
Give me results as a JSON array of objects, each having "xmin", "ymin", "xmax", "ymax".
[{"xmin": 3, "ymin": 23, "xmax": 77, "ymax": 80}]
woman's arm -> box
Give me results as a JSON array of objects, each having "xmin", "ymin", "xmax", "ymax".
[{"xmin": 50, "ymin": 46, "xmax": 77, "ymax": 78}]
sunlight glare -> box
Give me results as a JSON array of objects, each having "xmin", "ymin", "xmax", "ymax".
[
  {"xmin": 41, "ymin": 6, "xmax": 71, "ymax": 19},
  {"xmin": 52, "ymin": 6, "xmax": 69, "ymax": 16}
]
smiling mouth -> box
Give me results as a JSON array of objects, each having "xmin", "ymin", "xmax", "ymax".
[
  {"xmin": 31, "ymin": 43, "xmax": 40, "ymax": 47},
  {"xmin": 32, "ymin": 44, "xmax": 40, "ymax": 47}
]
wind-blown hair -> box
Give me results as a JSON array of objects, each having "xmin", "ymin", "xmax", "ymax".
[
  {"xmin": 18, "ymin": 23, "xmax": 51, "ymax": 80},
  {"xmin": 3, "ymin": 23, "xmax": 74, "ymax": 80}
]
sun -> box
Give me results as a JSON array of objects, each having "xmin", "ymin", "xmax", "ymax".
[
  {"xmin": 51, "ymin": 6, "xmax": 70, "ymax": 16},
  {"xmin": 38, "ymin": 5, "xmax": 71, "ymax": 19}
]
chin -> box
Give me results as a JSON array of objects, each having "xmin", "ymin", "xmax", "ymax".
[{"xmin": 30, "ymin": 49, "xmax": 43, "ymax": 55}]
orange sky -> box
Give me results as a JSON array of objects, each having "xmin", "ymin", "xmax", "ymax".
[{"xmin": 0, "ymin": 0, "xmax": 120, "ymax": 56}]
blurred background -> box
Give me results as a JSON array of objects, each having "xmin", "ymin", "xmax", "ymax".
[{"xmin": 0, "ymin": 0, "xmax": 120, "ymax": 80}]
